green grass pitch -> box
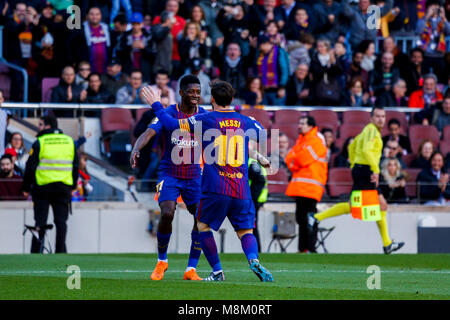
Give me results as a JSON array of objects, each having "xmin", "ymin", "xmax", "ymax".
[{"xmin": 0, "ymin": 253, "xmax": 449, "ymax": 300}]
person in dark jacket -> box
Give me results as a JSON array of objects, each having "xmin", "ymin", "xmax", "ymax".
[
  {"xmin": 22, "ymin": 115, "xmax": 79, "ymax": 253},
  {"xmin": 417, "ymin": 151, "xmax": 450, "ymax": 205},
  {"xmin": 100, "ymin": 59, "xmax": 128, "ymax": 98},
  {"xmin": 286, "ymin": 63, "xmax": 312, "ymax": 106},
  {"xmin": 216, "ymin": 2, "xmax": 250, "ymax": 53},
  {"xmin": 376, "ymin": 79, "xmax": 408, "ymax": 107},
  {"xmin": 411, "ymin": 139, "xmax": 435, "ymax": 171},
  {"xmin": 382, "ymin": 118, "xmax": 412, "ymax": 155},
  {"xmin": 115, "ymin": 12, "xmax": 155, "ymax": 82},
  {"xmin": 85, "ymin": 72, "xmax": 114, "ymax": 104},
  {"xmin": 369, "ymin": 51, "xmax": 400, "ymax": 97},
  {"xmin": 334, "ymin": 136, "xmax": 354, "ymax": 168},
  {"xmin": 66, "ymin": 7, "xmax": 111, "ymax": 74},
  {"xmin": 51, "ymin": 66, "xmax": 87, "ymax": 116},
  {"xmin": 379, "ymin": 157, "xmax": 408, "ymax": 203}
]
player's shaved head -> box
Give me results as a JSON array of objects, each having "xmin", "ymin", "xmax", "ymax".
[
  {"xmin": 210, "ymin": 80, "xmax": 235, "ymax": 107},
  {"xmin": 179, "ymin": 75, "xmax": 201, "ymax": 109}
]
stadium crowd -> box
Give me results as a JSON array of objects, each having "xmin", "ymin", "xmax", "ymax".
[{"xmin": 0, "ymin": 0, "xmax": 450, "ymax": 204}]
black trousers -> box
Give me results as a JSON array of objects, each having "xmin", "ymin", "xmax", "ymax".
[
  {"xmin": 31, "ymin": 185, "xmax": 72, "ymax": 253},
  {"xmin": 253, "ymin": 202, "xmax": 262, "ymax": 253},
  {"xmin": 295, "ymin": 196, "xmax": 317, "ymax": 252}
]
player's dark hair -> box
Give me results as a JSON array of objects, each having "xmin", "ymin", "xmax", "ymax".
[
  {"xmin": 113, "ymin": 13, "xmax": 127, "ymax": 24},
  {"xmin": 210, "ymin": 80, "xmax": 235, "ymax": 107},
  {"xmin": 371, "ymin": 106, "xmax": 384, "ymax": 116},
  {"xmin": 0, "ymin": 154, "xmax": 13, "ymax": 162},
  {"xmin": 301, "ymin": 115, "xmax": 316, "ymax": 127},
  {"xmin": 388, "ymin": 118, "xmax": 401, "ymax": 128},
  {"xmin": 156, "ymin": 69, "xmax": 169, "ymax": 78},
  {"xmin": 40, "ymin": 115, "xmax": 58, "ymax": 129},
  {"xmin": 180, "ymin": 75, "xmax": 200, "ymax": 91}
]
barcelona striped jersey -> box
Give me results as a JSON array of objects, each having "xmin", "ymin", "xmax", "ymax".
[
  {"xmin": 149, "ymin": 104, "xmax": 207, "ymax": 179},
  {"xmin": 151, "ymin": 102, "xmax": 265, "ymax": 200}
]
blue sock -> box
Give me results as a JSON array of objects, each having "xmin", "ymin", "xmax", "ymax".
[
  {"xmin": 199, "ymin": 231, "xmax": 222, "ymax": 272},
  {"xmin": 187, "ymin": 230, "xmax": 202, "ymax": 269},
  {"xmin": 156, "ymin": 232, "xmax": 171, "ymax": 261},
  {"xmin": 241, "ymin": 233, "xmax": 259, "ymax": 262}
]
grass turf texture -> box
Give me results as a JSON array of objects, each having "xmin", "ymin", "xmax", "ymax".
[{"xmin": 0, "ymin": 254, "xmax": 449, "ymax": 300}]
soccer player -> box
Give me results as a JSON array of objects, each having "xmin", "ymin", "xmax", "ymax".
[
  {"xmin": 311, "ymin": 106, "xmax": 405, "ymax": 254},
  {"xmin": 130, "ymin": 75, "xmax": 206, "ymax": 281},
  {"xmin": 141, "ymin": 80, "xmax": 274, "ymax": 282}
]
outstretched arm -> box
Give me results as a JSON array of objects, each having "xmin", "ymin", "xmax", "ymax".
[
  {"xmin": 130, "ymin": 127, "xmax": 157, "ymax": 168},
  {"xmin": 141, "ymin": 86, "xmax": 187, "ymax": 132}
]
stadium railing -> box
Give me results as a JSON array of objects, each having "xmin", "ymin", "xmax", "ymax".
[{"xmin": 375, "ymin": 35, "xmax": 450, "ymax": 54}]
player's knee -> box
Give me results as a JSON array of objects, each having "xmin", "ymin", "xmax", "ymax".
[
  {"xmin": 197, "ymin": 221, "xmax": 210, "ymax": 232},
  {"xmin": 236, "ymin": 229, "xmax": 253, "ymax": 239}
]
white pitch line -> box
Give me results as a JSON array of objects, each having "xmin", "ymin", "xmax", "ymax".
[{"xmin": 0, "ymin": 269, "xmax": 449, "ymax": 275}]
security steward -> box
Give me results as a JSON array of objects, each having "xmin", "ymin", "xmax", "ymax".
[
  {"xmin": 23, "ymin": 115, "xmax": 78, "ymax": 253},
  {"xmin": 285, "ymin": 116, "xmax": 328, "ymax": 253},
  {"xmin": 248, "ymin": 141, "xmax": 268, "ymax": 252}
]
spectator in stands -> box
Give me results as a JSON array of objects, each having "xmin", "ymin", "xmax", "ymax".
[
  {"xmin": 151, "ymin": 70, "xmax": 176, "ymax": 106},
  {"xmin": 110, "ymin": 0, "xmax": 132, "ymax": 26},
  {"xmin": 85, "ymin": 72, "xmax": 114, "ymax": 104},
  {"xmin": 270, "ymin": 132, "xmax": 290, "ymax": 177},
  {"xmin": 110, "ymin": 13, "xmax": 128, "ymax": 54},
  {"xmin": 284, "ymin": 8, "xmax": 313, "ymax": 41},
  {"xmin": 216, "ymin": 2, "xmax": 250, "ymax": 55},
  {"xmin": 287, "ymin": 32, "xmax": 314, "ymax": 75},
  {"xmin": 310, "ymin": 38, "xmax": 343, "ymax": 106},
  {"xmin": 359, "ymin": 40, "xmax": 376, "ymax": 73},
  {"xmin": 376, "ymin": 36, "xmax": 408, "ymax": 72},
  {"xmin": 264, "ymin": 19, "xmax": 287, "ymax": 49},
  {"xmin": 416, "ymin": 1, "xmax": 450, "ymax": 83},
  {"xmin": 417, "ymin": 151, "xmax": 450, "ymax": 205},
  {"xmin": 0, "ymin": 154, "xmax": 25, "ymax": 201},
  {"xmin": 409, "ymin": 73, "xmax": 444, "ymax": 109},
  {"xmin": 75, "ymin": 61, "xmax": 91, "ymax": 90},
  {"xmin": 411, "ymin": 139, "xmax": 435, "ymax": 170},
  {"xmin": 243, "ymin": 77, "xmax": 264, "ymax": 105},
  {"xmin": 376, "ymin": 79, "xmax": 409, "ymax": 107},
  {"xmin": 4, "ymin": 147, "xmax": 23, "ymax": 176},
  {"xmin": 274, "ymin": 0, "xmax": 313, "ymax": 31},
  {"xmin": 401, "ymin": 48, "xmax": 424, "ymax": 96},
  {"xmin": 51, "ymin": 66, "xmax": 87, "ymax": 105},
  {"xmin": 248, "ymin": 0, "xmax": 277, "ymax": 36},
  {"xmin": 116, "ymin": 12, "xmax": 155, "ymax": 82},
  {"xmin": 116, "ymin": 69, "xmax": 147, "ymax": 104},
  {"xmin": 213, "ymin": 42, "xmax": 250, "ymax": 103},
  {"xmin": 322, "ymin": 127, "xmax": 340, "ymax": 162},
  {"xmin": 101, "ymin": 59, "xmax": 128, "ymax": 98},
  {"xmin": 382, "ymin": 118, "xmax": 412, "ymax": 155},
  {"xmin": 340, "ymin": 0, "xmax": 393, "ymax": 51},
  {"xmin": 67, "ymin": 7, "xmax": 111, "ymax": 74},
  {"xmin": 370, "ymin": 51, "xmax": 400, "ymax": 97},
  {"xmin": 432, "ymin": 96, "xmax": 450, "ymax": 134},
  {"xmin": 312, "ymin": 0, "xmax": 342, "ymax": 43},
  {"xmin": 381, "ymin": 139, "xmax": 407, "ymax": 168},
  {"xmin": 72, "ymin": 152, "xmax": 93, "ymax": 202},
  {"xmin": 334, "ymin": 41, "xmax": 351, "ymax": 90},
  {"xmin": 379, "ymin": 157, "xmax": 407, "ymax": 203},
  {"xmin": 198, "ymin": 0, "xmax": 224, "ymax": 44},
  {"xmin": 0, "ymin": 90, "xmax": 8, "ymax": 156},
  {"xmin": 178, "ymin": 21, "xmax": 208, "ymax": 74},
  {"xmin": 5, "ymin": 2, "xmax": 40, "ymax": 102},
  {"xmin": 286, "ymin": 63, "xmax": 312, "ymax": 106},
  {"xmin": 334, "ymin": 136, "xmax": 354, "ymax": 168},
  {"xmin": 375, "ymin": 1, "xmax": 401, "ymax": 38},
  {"xmin": 346, "ymin": 50, "xmax": 370, "ymax": 91},
  {"xmin": 342, "ymin": 77, "xmax": 371, "ymax": 107},
  {"xmin": 188, "ymin": 5, "xmax": 213, "ymax": 71},
  {"xmin": 5, "ymin": 132, "xmax": 28, "ymax": 172},
  {"xmin": 285, "ymin": 115, "xmax": 328, "ymax": 253},
  {"xmin": 186, "ymin": 58, "xmax": 211, "ymax": 105},
  {"xmin": 253, "ymin": 35, "xmax": 289, "ymax": 105},
  {"xmin": 153, "ymin": 0, "xmax": 186, "ymax": 78},
  {"xmin": 149, "ymin": 11, "xmax": 173, "ymax": 77}
]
